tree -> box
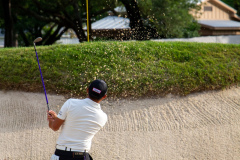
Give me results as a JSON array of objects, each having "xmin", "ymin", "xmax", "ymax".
[
  {"xmin": 148, "ymin": 0, "xmax": 200, "ymax": 38},
  {"xmin": 0, "ymin": 0, "xmax": 65, "ymax": 46},
  {"xmin": 221, "ymin": 0, "xmax": 240, "ymax": 16},
  {"xmin": 18, "ymin": 0, "xmax": 81, "ymax": 44},
  {"xmin": 18, "ymin": 0, "xmax": 117, "ymax": 44},
  {"xmin": 119, "ymin": 0, "xmax": 147, "ymax": 40},
  {"xmin": 1, "ymin": 0, "xmax": 14, "ymax": 47},
  {"xmin": 0, "ymin": 0, "xmax": 202, "ymax": 46},
  {"xmin": 107, "ymin": 0, "xmax": 157, "ymax": 40},
  {"xmin": 118, "ymin": 0, "xmax": 200, "ymax": 39}
]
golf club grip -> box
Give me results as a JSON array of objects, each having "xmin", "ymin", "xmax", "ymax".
[{"xmin": 47, "ymin": 103, "xmax": 50, "ymax": 111}]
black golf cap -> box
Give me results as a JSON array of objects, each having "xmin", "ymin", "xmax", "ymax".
[{"xmin": 88, "ymin": 79, "xmax": 107, "ymax": 99}]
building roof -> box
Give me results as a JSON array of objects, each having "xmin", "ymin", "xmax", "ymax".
[
  {"xmin": 84, "ymin": 16, "xmax": 130, "ymax": 30},
  {"xmin": 199, "ymin": 0, "xmax": 240, "ymax": 21},
  {"xmin": 201, "ymin": 0, "xmax": 236, "ymax": 13},
  {"xmin": 198, "ymin": 20, "xmax": 240, "ymax": 29},
  {"xmin": 212, "ymin": 0, "xmax": 237, "ymax": 13}
]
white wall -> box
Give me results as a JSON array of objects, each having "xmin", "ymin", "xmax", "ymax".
[
  {"xmin": 58, "ymin": 35, "xmax": 240, "ymax": 45},
  {"xmin": 56, "ymin": 37, "xmax": 79, "ymax": 44},
  {"xmin": 152, "ymin": 35, "xmax": 240, "ymax": 44},
  {"xmin": 0, "ymin": 28, "xmax": 4, "ymax": 47},
  {"xmin": 0, "ymin": 37, "xmax": 4, "ymax": 47},
  {"xmin": 1, "ymin": 35, "xmax": 239, "ymax": 47}
]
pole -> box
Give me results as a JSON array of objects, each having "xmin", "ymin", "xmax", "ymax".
[{"xmin": 86, "ymin": 0, "xmax": 89, "ymax": 42}]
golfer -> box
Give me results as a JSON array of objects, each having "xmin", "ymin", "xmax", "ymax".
[{"xmin": 47, "ymin": 79, "xmax": 108, "ymax": 160}]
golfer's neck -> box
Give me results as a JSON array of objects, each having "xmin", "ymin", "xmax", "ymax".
[{"xmin": 88, "ymin": 97, "xmax": 101, "ymax": 103}]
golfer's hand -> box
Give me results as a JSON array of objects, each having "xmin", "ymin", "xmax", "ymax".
[
  {"xmin": 47, "ymin": 110, "xmax": 64, "ymax": 131},
  {"xmin": 47, "ymin": 110, "xmax": 57, "ymax": 121}
]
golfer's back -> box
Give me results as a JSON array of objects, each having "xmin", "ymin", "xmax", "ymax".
[{"xmin": 56, "ymin": 98, "xmax": 107, "ymax": 152}]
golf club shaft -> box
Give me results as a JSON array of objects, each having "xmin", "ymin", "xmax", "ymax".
[{"xmin": 34, "ymin": 43, "xmax": 50, "ymax": 111}]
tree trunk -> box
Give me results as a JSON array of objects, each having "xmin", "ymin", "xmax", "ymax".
[
  {"xmin": 18, "ymin": 29, "xmax": 30, "ymax": 46},
  {"xmin": 88, "ymin": 0, "xmax": 93, "ymax": 41},
  {"xmin": 72, "ymin": 0, "xmax": 87, "ymax": 42},
  {"xmin": 45, "ymin": 25, "xmax": 68, "ymax": 45},
  {"xmin": 2, "ymin": 0, "xmax": 14, "ymax": 47},
  {"xmin": 120, "ymin": 0, "xmax": 146, "ymax": 40}
]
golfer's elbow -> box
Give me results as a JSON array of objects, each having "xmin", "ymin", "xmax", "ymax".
[
  {"xmin": 51, "ymin": 124, "xmax": 60, "ymax": 131},
  {"xmin": 48, "ymin": 117, "xmax": 64, "ymax": 131},
  {"xmin": 49, "ymin": 122, "xmax": 60, "ymax": 131},
  {"xmin": 52, "ymin": 127, "xmax": 60, "ymax": 131}
]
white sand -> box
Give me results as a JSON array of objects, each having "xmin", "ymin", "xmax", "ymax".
[{"xmin": 0, "ymin": 87, "xmax": 240, "ymax": 160}]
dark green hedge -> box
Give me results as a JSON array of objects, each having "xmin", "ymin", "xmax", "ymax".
[{"xmin": 0, "ymin": 41, "xmax": 239, "ymax": 98}]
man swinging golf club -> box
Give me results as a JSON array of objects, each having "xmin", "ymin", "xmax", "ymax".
[{"xmin": 47, "ymin": 79, "xmax": 108, "ymax": 160}]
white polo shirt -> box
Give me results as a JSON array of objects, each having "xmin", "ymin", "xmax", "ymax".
[{"xmin": 56, "ymin": 98, "xmax": 107, "ymax": 152}]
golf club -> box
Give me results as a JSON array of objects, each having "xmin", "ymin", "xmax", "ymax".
[{"xmin": 33, "ymin": 37, "xmax": 50, "ymax": 111}]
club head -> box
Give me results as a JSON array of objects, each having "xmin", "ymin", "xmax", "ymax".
[{"xmin": 33, "ymin": 37, "xmax": 42, "ymax": 43}]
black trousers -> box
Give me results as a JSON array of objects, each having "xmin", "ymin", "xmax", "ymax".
[{"xmin": 55, "ymin": 149, "xmax": 93, "ymax": 160}]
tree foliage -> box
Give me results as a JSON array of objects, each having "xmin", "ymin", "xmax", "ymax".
[
  {"xmin": 18, "ymin": 0, "xmax": 118, "ymax": 45},
  {"xmin": 1, "ymin": 0, "xmax": 14, "ymax": 47},
  {"xmin": 221, "ymin": 0, "xmax": 240, "ymax": 16},
  {"xmin": 0, "ymin": 0, "xmax": 202, "ymax": 47},
  {"xmin": 148, "ymin": 0, "xmax": 201, "ymax": 38}
]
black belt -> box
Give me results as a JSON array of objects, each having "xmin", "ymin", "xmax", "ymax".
[{"xmin": 55, "ymin": 149, "xmax": 88, "ymax": 158}]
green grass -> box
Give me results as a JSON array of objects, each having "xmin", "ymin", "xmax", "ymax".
[{"xmin": 0, "ymin": 41, "xmax": 239, "ymax": 98}]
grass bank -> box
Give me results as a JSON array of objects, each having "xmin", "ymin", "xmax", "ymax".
[{"xmin": 0, "ymin": 41, "xmax": 239, "ymax": 98}]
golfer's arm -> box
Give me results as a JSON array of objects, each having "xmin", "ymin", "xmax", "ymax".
[{"xmin": 49, "ymin": 117, "xmax": 65, "ymax": 131}]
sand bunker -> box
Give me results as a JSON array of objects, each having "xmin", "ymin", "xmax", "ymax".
[{"xmin": 0, "ymin": 87, "xmax": 240, "ymax": 159}]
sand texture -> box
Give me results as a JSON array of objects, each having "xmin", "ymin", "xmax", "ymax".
[{"xmin": 0, "ymin": 87, "xmax": 240, "ymax": 160}]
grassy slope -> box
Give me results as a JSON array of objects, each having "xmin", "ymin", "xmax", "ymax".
[{"xmin": 0, "ymin": 41, "xmax": 239, "ymax": 98}]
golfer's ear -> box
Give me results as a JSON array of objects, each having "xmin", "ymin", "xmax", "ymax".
[{"xmin": 87, "ymin": 88, "xmax": 89, "ymax": 93}]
